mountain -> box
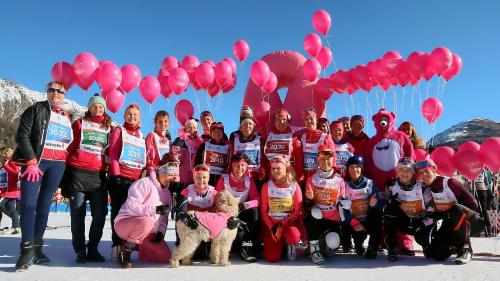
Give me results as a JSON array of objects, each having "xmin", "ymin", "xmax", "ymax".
[
  {"xmin": 0, "ymin": 78, "xmax": 87, "ymax": 148},
  {"xmin": 428, "ymin": 118, "xmax": 500, "ymax": 147}
]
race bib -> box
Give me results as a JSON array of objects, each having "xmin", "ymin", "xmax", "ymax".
[
  {"xmin": 119, "ymin": 128, "xmax": 146, "ymax": 169},
  {"xmin": 80, "ymin": 120, "xmax": 109, "ymax": 155},
  {"xmin": 314, "ymin": 186, "xmax": 339, "ymax": 206},
  {"xmin": 304, "ymin": 152, "xmax": 318, "ymax": 170},
  {"xmin": 269, "ymin": 197, "xmax": 293, "ymax": 213},
  {"xmin": 44, "ymin": 112, "xmax": 73, "ymax": 151},
  {"xmin": 0, "ymin": 169, "xmax": 7, "ymax": 189},
  {"xmin": 351, "ymin": 198, "xmax": 369, "ymax": 218},
  {"xmin": 400, "ymin": 200, "xmax": 424, "ymax": 217}
]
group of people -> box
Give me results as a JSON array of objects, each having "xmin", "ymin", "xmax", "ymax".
[{"xmin": 2, "ymin": 81, "xmax": 493, "ymax": 272}]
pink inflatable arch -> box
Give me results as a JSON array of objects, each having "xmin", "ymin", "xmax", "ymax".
[{"xmin": 243, "ymin": 50, "xmax": 326, "ymax": 137}]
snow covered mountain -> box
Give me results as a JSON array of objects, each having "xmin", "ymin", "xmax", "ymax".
[{"xmin": 428, "ymin": 118, "xmax": 500, "ymax": 147}]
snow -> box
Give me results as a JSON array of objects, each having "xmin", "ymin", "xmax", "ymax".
[{"xmin": 0, "ymin": 213, "xmax": 499, "ymax": 281}]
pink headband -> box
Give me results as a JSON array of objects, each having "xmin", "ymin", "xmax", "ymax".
[{"xmin": 270, "ymin": 156, "xmax": 288, "ymax": 166}]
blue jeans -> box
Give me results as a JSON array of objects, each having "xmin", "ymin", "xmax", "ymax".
[
  {"xmin": 0, "ymin": 198, "xmax": 20, "ymax": 228},
  {"xmin": 70, "ymin": 189, "xmax": 108, "ymax": 253},
  {"xmin": 20, "ymin": 160, "xmax": 66, "ymax": 242}
]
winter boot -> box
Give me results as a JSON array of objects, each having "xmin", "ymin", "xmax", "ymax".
[
  {"xmin": 387, "ymin": 247, "xmax": 398, "ymax": 262},
  {"xmin": 364, "ymin": 246, "xmax": 378, "ymax": 259},
  {"xmin": 287, "ymin": 244, "xmax": 297, "ymax": 261},
  {"xmin": 240, "ymin": 241, "xmax": 256, "ymax": 262},
  {"xmin": 15, "ymin": 242, "xmax": 36, "ymax": 272},
  {"xmin": 455, "ymin": 246, "xmax": 473, "ymax": 265},
  {"xmin": 309, "ymin": 240, "xmax": 325, "ymax": 265},
  {"xmin": 399, "ymin": 247, "xmax": 415, "ymax": 256},
  {"xmin": 119, "ymin": 242, "xmax": 136, "ymax": 269},
  {"xmin": 355, "ymin": 243, "xmax": 366, "ymax": 256},
  {"xmin": 87, "ymin": 246, "xmax": 105, "ymax": 262},
  {"xmin": 75, "ymin": 251, "xmax": 87, "ymax": 264},
  {"xmin": 33, "ymin": 238, "xmax": 50, "ymax": 265}
]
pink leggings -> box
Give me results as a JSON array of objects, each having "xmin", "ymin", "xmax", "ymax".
[
  {"xmin": 263, "ymin": 224, "xmax": 303, "ymax": 263},
  {"xmin": 115, "ymin": 217, "xmax": 155, "ymax": 244}
]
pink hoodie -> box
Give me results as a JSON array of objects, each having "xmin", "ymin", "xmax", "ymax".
[
  {"xmin": 171, "ymin": 128, "xmax": 203, "ymax": 184},
  {"xmin": 115, "ymin": 173, "xmax": 172, "ymax": 234}
]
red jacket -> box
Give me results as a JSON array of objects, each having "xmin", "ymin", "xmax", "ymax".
[
  {"xmin": 344, "ymin": 131, "xmax": 370, "ymax": 157},
  {"xmin": 66, "ymin": 117, "xmax": 110, "ymax": 172},
  {"xmin": 108, "ymin": 123, "xmax": 145, "ymax": 181},
  {"xmin": 0, "ymin": 160, "xmax": 20, "ymax": 199},
  {"xmin": 261, "ymin": 180, "xmax": 303, "ymax": 230},
  {"xmin": 294, "ymin": 129, "xmax": 334, "ymax": 183},
  {"xmin": 215, "ymin": 173, "xmax": 260, "ymax": 207}
]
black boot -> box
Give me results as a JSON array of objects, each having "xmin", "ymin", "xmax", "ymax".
[
  {"xmin": 119, "ymin": 242, "xmax": 135, "ymax": 269},
  {"xmin": 364, "ymin": 246, "xmax": 378, "ymax": 259},
  {"xmin": 34, "ymin": 239, "xmax": 50, "ymax": 265},
  {"xmin": 87, "ymin": 246, "xmax": 105, "ymax": 262},
  {"xmin": 75, "ymin": 251, "xmax": 87, "ymax": 264},
  {"xmin": 387, "ymin": 247, "xmax": 399, "ymax": 262},
  {"xmin": 240, "ymin": 241, "xmax": 256, "ymax": 262},
  {"xmin": 355, "ymin": 243, "xmax": 365, "ymax": 256},
  {"xmin": 15, "ymin": 242, "xmax": 36, "ymax": 272}
]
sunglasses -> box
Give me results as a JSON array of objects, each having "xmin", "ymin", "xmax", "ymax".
[{"xmin": 47, "ymin": 88, "xmax": 66, "ymax": 95}]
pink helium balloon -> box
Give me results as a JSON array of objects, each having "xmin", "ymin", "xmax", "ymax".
[
  {"xmin": 303, "ymin": 58, "xmax": 321, "ymax": 81},
  {"xmin": 406, "ymin": 51, "xmax": 426, "ymax": 80},
  {"xmin": 317, "ymin": 47, "xmax": 333, "ymax": 69},
  {"xmin": 430, "ymin": 146, "xmax": 456, "ymax": 177},
  {"xmin": 382, "ymin": 50, "xmax": 402, "ymax": 74},
  {"xmin": 73, "ymin": 52, "xmax": 99, "ymax": 90},
  {"xmin": 157, "ymin": 75, "xmax": 172, "ymax": 98},
  {"xmin": 421, "ymin": 54, "xmax": 435, "ymax": 81},
  {"xmin": 139, "ymin": 76, "xmax": 161, "ymax": 104},
  {"xmin": 395, "ymin": 60, "xmax": 411, "ymax": 87},
  {"xmin": 254, "ymin": 100, "xmax": 271, "ymax": 125},
  {"xmin": 415, "ymin": 149, "xmax": 429, "ymax": 161},
  {"xmin": 312, "ymin": 10, "xmax": 331, "ymax": 35},
  {"xmin": 51, "ymin": 61, "xmax": 75, "ymax": 90},
  {"xmin": 104, "ymin": 89, "xmax": 125, "ymax": 113},
  {"xmin": 207, "ymin": 80, "xmax": 221, "ymax": 97},
  {"xmin": 430, "ymin": 47, "xmax": 453, "ymax": 76},
  {"xmin": 233, "ymin": 40, "xmax": 250, "ymax": 62},
  {"xmin": 261, "ymin": 72, "xmax": 278, "ymax": 93},
  {"xmin": 303, "ymin": 33, "xmax": 322, "ymax": 57},
  {"xmin": 223, "ymin": 57, "xmax": 237, "ymax": 74},
  {"xmin": 97, "ymin": 62, "xmax": 122, "ymax": 92},
  {"xmin": 195, "ymin": 62, "xmax": 215, "ymax": 89},
  {"xmin": 442, "ymin": 53, "xmax": 463, "ymax": 81},
  {"xmin": 314, "ymin": 77, "xmax": 335, "ymax": 100},
  {"xmin": 250, "ymin": 60, "xmax": 270, "ymax": 86},
  {"xmin": 479, "ymin": 137, "xmax": 500, "ymax": 172},
  {"xmin": 181, "ymin": 55, "xmax": 200, "ymax": 84},
  {"xmin": 214, "ymin": 61, "xmax": 233, "ymax": 88},
  {"xmin": 351, "ymin": 65, "xmax": 374, "ymax": 92},
  {"xmin": 162, "ymin": 56, "xmax": 179, "ymax": 72},
  {"xmin": 204, "ymin": 60, "xmax": 216, "ymax": 67},
  {"xmin": 222, "ymin": 75, "xmax": 237, "ymax": 93},
  {"xmin": 168, "ymin": 68, "xmax": 189, "ymax": 94},
  {"xmin": 368, "ymin": 59, "xmax": 390, "ymax": 85},
  {"xmin": 458, "ymin": 141, "xmax": 480, "ymax": 153},
  {"xmin": 174, "ymin": 99, "xmax": 195, "ymax": 125},
  {"xmin": 454, "ymin": 149, "xmax": 484, "ymax": 180},
  {"xmin": 421, "ymin": 97, "xmax": 443, "ymax": 124},
  {"xmin": 120, "ymin": 64, "xmax": 142, "ymax": 93},
  {"xmin": 330, "ymin": 69, "xmax": 350, "ymax": 93}
]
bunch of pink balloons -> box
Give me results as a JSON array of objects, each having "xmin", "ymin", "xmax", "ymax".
[
  {"xmin": 429, "ymin": 137, "xmax": 500, "ymax": 180},
  {"xmin": 301, "ymin": 10, "xmax": 333, "ymax": 81},
  {"xmin": 249, "ymin": 60, "xmax": 278, "ymax": 94}
]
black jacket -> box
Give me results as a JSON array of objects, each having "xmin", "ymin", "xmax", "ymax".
[{"xmin": 12, "ymin": 101, "xmax": 52, "ymax": 164}]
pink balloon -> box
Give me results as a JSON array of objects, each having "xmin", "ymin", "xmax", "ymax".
[
  {"xmin": 312, "ymin": 9, "xmax": 331, "ymax": 35},
  {"xmin": 430, "ymin": 146, "xmax": 456, "ymax": 177},
  {"xmin": 157, "ymin": 75, "xmax": 172, "ymax": 98},
  {"xmin": 430, "ymin": 47, "xmax": 453, "ymax": 76},
  {"xmin": 223, "ymin": 57, "xmax": 237, "ymax": 74},
  {"xmin": 454, "ymin": 149, "xmax": 484, "ymax": 180},
  {"xmin": 222, "ymin": 75, "xmax": 237, "ymax": 93},
  {"xmin": 421, "ymin": 53, "xmax": 435, "ymax": 81},
  {"xmin": 120, "ymin": 64, "xmax": 141, "ymax": 93},
  {"xmin": 415, "ymin": 149, "xmax": 429, "ymax": 161},
  {"xmin": 99, "ymin": 60, "xmax": 112, "ymax": 66},
  {"xmin": 214, "ymin": 61, "xmax": 233, "ymax": 88},
  {"xmin": 168, "ymin": 68, "xmax": 189, "ymax": 95},
  {"xmin": 379, "ymin": 79, "xmax": 392, "ymax": 91},
  {"xmin": 382, "ymin": 50, "xmax": 402, "ymax": 74},
  {"xmin": 181, "ymin": 55, "xmax": 200, "ymax": 84},
  {"xmin": 162, "ymin": 56, "xmax": 179, "ymax": 71},
  {"xmin": 409, "ymin": 76, "xmax": 420, "ymax": 86},
  {"xmin": 51, "ymin": 61, "xmax": 75, "ymax": 90},
  {"xmin": 351, "ymin": 65, "xmax": 374, "ymax": 92},
  {"xmin": 314, "ymin": 77, "xmax": 335, "ymax": 100},
  {"xmin": 254, "ymin": 100, "xmax": 271, "ymax": 125},
  {"xmin": 73, "ymin": 52, "xmax": 99, "ymax": 90},
  {"xmin": 406, "ymin": 51, "xmax": 426, "ymax": 80},
  {"xmin": 330, "ymin": 69, "xmax": 350, "ymax": 93},
  {"xmin": 421, "ymin": 97, "xmax": 443, "ymax": 124},
  {"xmin": 368, "ymin": 59, "xmax": 390, "ymax": 85},
  {"xmin": 346, "ymin": 81, "xmax": 360, "ymax": 95},
  {"xmin": 174, "ymin": 99, "xmax": 195, "ymax": 125},
  {"xmin": 204, "ymin": 60, "xmax": 216, "ymax": 67},
  {"xmin": 458, "ymin": 141, "xmax": 480, "ymax": 153},
  {"xmin": 233, "ymin": 40, "xmax": 250, "ymax": 62},
  {"xmin": 97, "ymin": 62, "xmax": 122, "ymax": 92},
  {"xmin": 317, "ymin": 47, "xmax": 333, "ymax": 69},
  {"xmin": 195, "ymin": 62, "xmax": 215, "ymax": 89},
  {"xmin": 303, "ymin": 33, "xmax": 322, "ymax": 57},
  {"xmin": 139, "ymin": 76, "xmax": 161, "ymax": 104},
  {"xmin": 207, "ymin": 80, "xmax": 221, "ymax": 97},
  {"xmin": 395, "ymin": 60, "xmax": 411, "ymax": 87},
  {"xmin": 261, "ymin": 72, "xmax": 278, "ymax": 93},
  {"xmin": 250, "ymin": 60, "xmax": 270, "ymax": 86},
  {"xmin": 303, "ymin": 58, "xmax": 321, "ymax": 81},
  {"xmin": 479, "ymin": 137, "xmax": 500, "ymax": 172},
  {"xmin": 442, "ymin": 53, "xmax": 463, "ymax": 81},
  {"xmin": 104, "ymin": 89, "xmax": 125, "ymax": 113}
]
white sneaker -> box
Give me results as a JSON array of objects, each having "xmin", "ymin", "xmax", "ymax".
[
  {"xmin": 309, "ymin": 241, "xmax": 325, "ymax": 265},
  {"xmin": 0, "ymin": 227, "xmax": 20, "ymax": 235},
  {"xmin": 111, "ymin": 245, "xmax": 122, "ymax": 260},
  {"xmin": 455, "ymin": 247, "xmax": 472, "ymax": 265},
  {"xmin": 287, "ymin": 244, "xmax": 297, "ymax": 261}
]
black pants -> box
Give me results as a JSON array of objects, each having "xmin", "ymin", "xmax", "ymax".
[
  {"xmin": 306, "ymin": 214, "xmax": 341, "ymax": 241},
  {"xmin": 475, "ymin": 190, "xmax": 492, "ymax": 236},
  {"xmin": 69, "ymin": 189, "xmax": 108, "ymax": 253},
  {"xmin": 0, "ymin": 198, "xmax": 20, "ymax": 228},
  {"xmin": 383, "ymin": 203, "xmax": 425, "ymax": 251},
  {"xmin": 343, "ymin": 208, "xmax": 382, "ymax": 250},
  {"xmin": 109, "ymin": 176, "xmax": 134, "ymax": 246},
  {"xmin": 231, "ymin": 207, "xmax": 260, "ymax": 252}
]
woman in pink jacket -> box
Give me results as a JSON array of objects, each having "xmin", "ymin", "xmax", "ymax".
[
  {"xmin": 114, "ymin": 153, "xmax": 176, "ymax": 268},
  {"xmin": 145, "ymin": 110, "xmax": 172, "ymax": 174},
  {"xmin": 172, "ymin": 118, "xmax": 203, "ymax": 185}
]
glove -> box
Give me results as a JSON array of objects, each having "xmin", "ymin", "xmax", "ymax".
[
  {"xmin": 151, "ymin": 231, "xmax": 164, "ymax": 244},
  {"xmin": 21, "ymin": 164, "xmax": 43, "ymax": 182},
  {"xmin": 271, "ymin": 223, "xmax": 283, "ymax": 241},
  {"xmin": 387, "ymin": 193, "xmax": 401, "ymax": 207},
  {"xmin": 338, "ymin": 198, "xmax": 352, "ymax": 210},
  {"xmin": 227, "ymin": 216, "xmax": 240, "ymax": 230},
  {"xmin": 178, "ymin": 212, "xmax": 198, "ymax": 230},
  {"xmin": 156, "ymin": 204, "xmax": 171, "ymax": 216},
  {"xmin": 238, "ymin": 202, "xmax": 246, "ymax": 212}
]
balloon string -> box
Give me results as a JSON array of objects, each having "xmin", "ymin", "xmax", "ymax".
[
  {"xmin": 194, "ymin": 91, "xmax": 201, "ymax": 117},
  {"xmin": 400, "ymin": 86, "xmax": 406, "ymax": 112},
  {"xmin": 426, "ymin": 80, "xmax": 430, "ymax": 100},
  {"xmin": 382, "ymin": 90, "xmax": 386, "ymax": 109},
  {"xmin": 374, "ymin": 89, "xmax": 380, "ymax": 110},
  {"xmin": 393, "ymin": 88, "xmax": 398, "ymax": 122},
  {"xmin": 324, "ymin": 34, "xmax": 338, "ymax": 72},
  {"xmin": 350, "ymin": 94, "xmax": 355, "ymax": 114},
  {"xmin": 365, "ymin": 91, "xmax": 372, "ymax": 120}
]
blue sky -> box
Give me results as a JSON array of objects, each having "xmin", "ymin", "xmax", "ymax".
[{"xmin": 1, "ymin": 0, "xmax": 499, "ymax": 139}]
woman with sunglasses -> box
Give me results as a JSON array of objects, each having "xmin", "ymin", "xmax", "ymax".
[
  {"xmin": 61, "ymin": 94, "xmax": 112, "ymax": 263},
  {"xmin": 108, "ymin": 104, "xmax": 147, "ymax": 260},
  {"xmin": 12, "ymin": 81, "xmax": 73, "ymax": 271},
  {"xmin": 145, "ymin": 110, "xmax": 172, "ymax": 175},
  {"xmin": 195, "ymin": 121, "xmax": 229, "ymax": 186},
  {"xmin": 172, "ymin": 118, "xmax": 203, "ymax": 185}
]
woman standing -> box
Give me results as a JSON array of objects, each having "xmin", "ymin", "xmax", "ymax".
[
  {"xmin": 398, "ymin": 121, "xmax": 425, "ymax": 150},
  {"xmin": 195, "ymin": 122, "xmax": 230, "ymax": 186},
  {"xmin": 145, "ymin": 110, "xmax": 172, "ymax": 174},
  {"xmin": 62, "ymin": 94, "xmax": 112, "ymax": 263},
  {"xmin": 108, "ymin": 104, "xmax": 146, "ymax": 259},
  {"xmin": 172, "ymin": 118, "xmax": 203, "ymax": 185},
  {"xmin": 12, "ymin": 81, "xmax": 73, "ymax": 271}
]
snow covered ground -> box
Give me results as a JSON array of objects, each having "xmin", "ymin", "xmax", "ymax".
[{"xmin": 0, "ymin": 213, "xmax": 499, "ymax": 281}]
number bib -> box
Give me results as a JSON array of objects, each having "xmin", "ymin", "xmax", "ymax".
[
  {"xmin": 222, "ymin": 174, "xmax": 250, "ymax": 202},
  {"xmin": 390, "ymin": 182, "xmax": 425, "ymax": 218},
  {"xmin": 186, "ymin": 184, "xmax": 216, "ymax": 210},
  {"xmin": 264, "ymin": 132, "xmax": 292, "ymax": 160},
  {"xmin": 80, "ymin": 120, "xmax": 110, "ymax": 155},
  {"xmin": 44, "ymin": 112, "xmax": 73, "ymax": 151},
  {"xmin": 119, "ymin": 128, "xmax": 146, "ymax": 169},
  {"xmin": 153, "ymin": 133, "xmax": 170, "ymax": 158},
  {"xmin": 346, "ymin": 179, "xmax": 374, "ymax": 219},
  {"xmin": 302, "ymin": 132, "xmax": 326, "ymax": 171},
  {"xmin": 267, "ymin": 181, "xmax": 298, "ymax": 220},
  {"xmin": 311, "ymin": 173, "xmax": 342, "ymax": 208},
  {"xmin": 234, "ymin": 133, "xmax": 261, "ymax": 169},
  {"xmin": 0, "ymin": 168, "xmax": 7, "ymax": 190},
  {"xmin": 431, "ymin": 178, "xmax": 458, "ymax": 212},
  {"xmin": 204, "ymin": 143, "xmax": 229, "ymax": 175},
  {"xmin": 335, "ymin": 142, "xmax": 354, "ymax": 170}
]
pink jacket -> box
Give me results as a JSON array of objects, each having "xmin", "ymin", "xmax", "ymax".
[
  {"xmin": 171, "ymin": 129, "xmax": 203, "ymax": 184},
  {"xmin": 115, "ymin": 173, "xmax": 172, "ymax": 234}
]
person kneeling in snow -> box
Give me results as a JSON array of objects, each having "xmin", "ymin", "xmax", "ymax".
[{"xmin": 114, "ymin": 153, "xmax": 176, "ymax": 268}]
